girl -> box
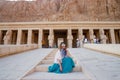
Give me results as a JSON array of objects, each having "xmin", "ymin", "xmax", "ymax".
[{"xmin": 48, "ymin": 42, "xmax": 75, "ymax": 73}]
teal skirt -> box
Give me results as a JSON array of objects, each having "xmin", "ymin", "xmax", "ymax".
[{"xmin": 48, "ymin": 57, "xmax": 75, "ymax": 73}]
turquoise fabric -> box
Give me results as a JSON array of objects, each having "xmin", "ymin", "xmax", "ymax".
[
  {"xmin": 48, "ymin": 57, "xmax": 75, "ymax": 73},
  {"xmin": 61, "ymin": 57, "xmax": 75, "ymax": 73},
  {"xmin": 48, "ymin": 63, "xmax": 60, "ymax": 73}
]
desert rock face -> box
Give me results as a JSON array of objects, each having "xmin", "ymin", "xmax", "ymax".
[{"xmin": 0, "ymin": 0, "xmax": 120, "ymax": 22}]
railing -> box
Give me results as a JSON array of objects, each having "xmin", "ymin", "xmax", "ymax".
[
  {"xmin": 84, "ymin": 44, "xmax": 120, "ymax": 56},
  {"xmin": 0, "ymin": 44, "xmax": 38, "ymax": 57}
]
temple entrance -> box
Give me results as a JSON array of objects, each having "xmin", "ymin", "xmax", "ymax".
[
  {"xmin": 94, "ymin": 29, "xmax": 100, "ymax": 39},
  {"xmin": 83, "ymin": 29, "xmax": 90, "ymax": 43},
  {"xmin": 54, "ymin": 30, "xmax": 67, "ymax": 48},
  {"xmin": 57, "ymin": 38, "xmax": 64, "ymax": 48},
  {"xmin": 42, "ymin": 30, "xmax": 49, "ymax": 48},
  {"xmin": 0, "ymin": 30, "xmax": 7, "ymax": 44},
  {"xmin": 11, "ymin": 30, "xmax": 17, "ymax": 44},
  {"xmin": 21, "ymin": 30, "xmax": 28, "ymax": 44},
  {"xmin": 114, "ymin": 29, "xmax": 120, "ymax": 44},
  {"xmin": 72, "ymin": 29, "xmax": 78, "ymax": 48},
  {"xmin": 104, "ymin": 29, "xmax": 111, "ymax": 43},
  {"xmin": 32, "ymin": 30, "xmax": 38, "ymax": 44},
  {"xmin": 93, "ymin": 29, "xmax": 100, "ymax": 43}
]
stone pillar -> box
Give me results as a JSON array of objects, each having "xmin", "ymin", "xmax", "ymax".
[
  {"xmin": 67, "ymin": 28, "xmax": 73, "ymax": 48},
  {"xmin": 13, "ymin": 32, "xmax": 17, "ymax": 44},
  {"xmin": 11, "ymin": 32, "xmax": 16, "ymax": 44},
  {"xmin": 78, "ymin": 28, "xmax": 84, "ymax": 48},
  {"xmin": 38, "ymin": 29, "xmax": 42, "ymax": 48},
  {"xmin": 0, "ymin": 30, "xmax": 2, "ymax": 44},
  {"xmin": 3, "ymin": 29, "xmax": 12, "ymax": 45},
  {"xmin": 89, "ymin": 29, "xmax": 95, "ymax": 43},
  {"xmin": 119, "ymin": 30, "xmax": 120, "ymax": 38},
  {"xmin": 48, "ymin": 29, "xmax": 54, "ymax": 48},
  {"xmin": 17, "ymin": 29, "xmax": 22, "ymax": 45},
  {"xmin": 27, "ymin": 29, "xmax": 32, "ymax": 45},
  {"xmin": 110, "ymin": 29, "xmax": 115, "ymax": 44},
  {"xmin": 100, "ymin": 29, "xmax": 107, "ymax": 44}
]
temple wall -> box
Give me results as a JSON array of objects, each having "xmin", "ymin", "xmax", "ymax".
[
  {"xmin": 84, "ymin": 44, "xmax": 120, "ymax": 56},
  {"xmin": 0, "ymin": 44, "xmax": 38, "ymax": 57},
  {"xmin": 0, "ymin": 22, "xmax": 120, "ymax": 48}
]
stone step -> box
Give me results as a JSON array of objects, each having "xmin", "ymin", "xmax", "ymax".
[
  {"xmin": 45, "ymin": 57, "xmax": 54, "ymax": 60},
  {"xmin": 41, "ymin": 60, "xmax": 53, "ymax": 64},
  {"xmin": 35, "ymin": 64, "xmax": 82, "ymax": 72},
  {"xmin": 22, "ymin": 72, "xmax": 90, "ymax": 80},
  {"xmin": 47, "ymin": 55, "xmax": 55, "ymax": 57},
  {"xmin": 35, "ymin": 64, "xmax": 50, "ymax": 72},
  {"xmin": 46, "ymin": 50, "xmax": 58, "ymax": 57},
  {"xmin": 41, "ymin": 59, "xmax": 77, "ymax": 64}
]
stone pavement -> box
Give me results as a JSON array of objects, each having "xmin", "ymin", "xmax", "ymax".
[
  {"xmin": 22, "ymin": 49, "xmax": 89, "ymax": 80},
  {"xmin": 69, "ymin": 48, "xmax": 120, "ymax": 80},
  {"xmin": 0, "ymin": 48, "xmax": 120, "ymax": 80},
  {"xmin": 0, "ymin": 48, "xmax": 53, "ymax": 80}
]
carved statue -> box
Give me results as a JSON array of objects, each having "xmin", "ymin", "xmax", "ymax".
[
  {"xmin": 100, "ymin": 34, "xmax": 107, "ymax": 44},
  {"xmin": 67, "ymin": 34, "xmax": 73, "ymax": 40},
  {"xmin": 67, "ymin": 34, "xmax": 73, "ymax": 48},
  {"xmin": 89, "ymin": 29, "xmax": 94, "ymax": 43},
  {"xmin": 3, "ymin": 30, "xmax": 12, "ymax": 44},
  {"xmin": 48, "ymin": 34, "xmax": 54, "ymax": 48},
  {"xmin": 102, "ymin": 35, "xmax": 107, "ymax": 44},
  {"xmin": 78, "ymin": 35, "xmax": 84, "ymax": 48}
]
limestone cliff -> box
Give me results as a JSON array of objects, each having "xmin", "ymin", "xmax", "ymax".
[{"xmin": 0, "ymin": 0, "xmax": 120, "ymax": 22}]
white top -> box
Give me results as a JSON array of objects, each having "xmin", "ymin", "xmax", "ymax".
[
  {"xmin": 54, "ymin": 50, "xmax": 62, "ymax": 63},
  {"xmin": 84, "ymin": 38, "xmax": 88, "ymax": 43}
]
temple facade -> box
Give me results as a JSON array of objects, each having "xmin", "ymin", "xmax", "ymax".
[{"xmin": 0, "ymin": 22, "xmax": 120, "ymax": 48}]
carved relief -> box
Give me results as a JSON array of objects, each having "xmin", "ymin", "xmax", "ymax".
[{"xmin": 0, "ymin": 0, "xmax": 119, "ymax": 22}]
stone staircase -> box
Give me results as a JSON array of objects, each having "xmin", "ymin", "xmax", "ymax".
[{"xmin": 21, "ymin": 49, "xmax": 90, "ymax": 80}]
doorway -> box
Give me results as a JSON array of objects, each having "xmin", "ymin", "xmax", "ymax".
[
  {"xmin": 72, "ymin": 29, "xmax": 78, "ymax": 48},
  {"xmin": 42, "ymin": 30, "xmax": 49, "ymax": 48},
  {"xmin": 54, "ymin": 30, "xmax": 67, "ymax": 48},
  {"xmin": 114, "ymin": 29, "xmax": 120, "ymax": 44}
]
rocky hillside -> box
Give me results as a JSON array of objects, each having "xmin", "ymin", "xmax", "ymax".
[{"xmin": 0, "ymin": 0, "xmax": 120, "ymax": 22}]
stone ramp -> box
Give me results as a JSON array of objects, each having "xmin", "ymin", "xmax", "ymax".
[
  {"xmin": 22, "ymin": 72, "xmax": 89, "ymax": 80},
  {"xmin": 0, "ymin": 48, "xmax": 53, "ymax": 80},
  {"xmin": 83, "ymin": 44, "xmax": 120, "ymax": 57},
  {"xmin": 35, "ymin": 64, "xmax": 81, "ymax": 72},
  {"xmin": 68, "ymin": 48, "xmax": 120, "ymax": 80},
  {"xmin": 21, "ymin": 49, "xmax": 90, "ymax": 80}
]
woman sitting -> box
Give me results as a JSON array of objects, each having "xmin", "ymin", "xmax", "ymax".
[{"xmin": 48, "ymin": 42, "xmax": 75, "ymax": 73}]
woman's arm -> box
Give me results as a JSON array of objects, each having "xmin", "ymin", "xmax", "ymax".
[
  {"xmin": 66, "ymin": 50, "xmax": 70, "ymax": 57},
  {"xmin": 57, "ymin": 59, "xmax": 62, "ymax": 72}
]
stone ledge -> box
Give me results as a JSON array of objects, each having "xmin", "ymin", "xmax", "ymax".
[
  {"xmin": 0, "ymin": 21, "xmax": 120, "ymax": 26},
  {"xmin": 0, "ymin": 44, "xmax": 38, "ymax": 57},
  {"xmin": 83, "ymin": 44, "xmax": 120, "ymax": 57}
]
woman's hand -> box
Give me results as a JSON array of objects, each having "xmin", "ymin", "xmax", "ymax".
[
  {"xmin": 57, "ymin": 59, "xmax": 62, "ymax": 72},
  {"xmin": 60, "ymin": 66, "xmax": 62, "ymax": 72}
]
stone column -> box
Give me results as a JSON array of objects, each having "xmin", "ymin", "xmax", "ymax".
[
  {"xmin": 100, "ymin": 29, "xmax": 107, "ymax": 44},
  {"xmin": 3, "ymin": 29, "xmax": 12, "ymax": 45},
  {"xmin": 67, "ymin": 28, "xmax": 73, "ymax": 48},
  {"xmin": 38, "ymin": 29, "xmax": 43, "ymax": 48},
  {"xmin": 0, "ymin": 30, "xmax": 2, "ymax": 44},
  {"xmin": 89, "ymin": 29, "xmax": 94, "ymax": 43},
  {"xmin": 119, "ymin": 30, "xmax": 120, "ymax": 38},
  {"xmin": 48, "ymin": 29, "xmax": 54, "ymax": 48},
  {"xmin": 17, "ymin": 29, "xmax": 22, "ymax": 45},
  {"xmin": 78, "ymin": 28, "xmax": 84, "ymax": 48},
  {"xmin": 27, "ymin": 29, "xmax": 32, "ymax": 45},
  {"xmin": 12, "ymin": 32, "xmax": 16, "ymax": 44},
  {"xmin": 110, "ymin": 29, "xmax": 115, "ymax": 44}
]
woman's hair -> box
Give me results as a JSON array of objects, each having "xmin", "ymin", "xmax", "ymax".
[
  {"xmin": 59, "ymin": 42, "xmax": 66, "ymax": 50},
  {"xmin": 59, "ymin": 42, "xmax": 67, "ymax": 57}
]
